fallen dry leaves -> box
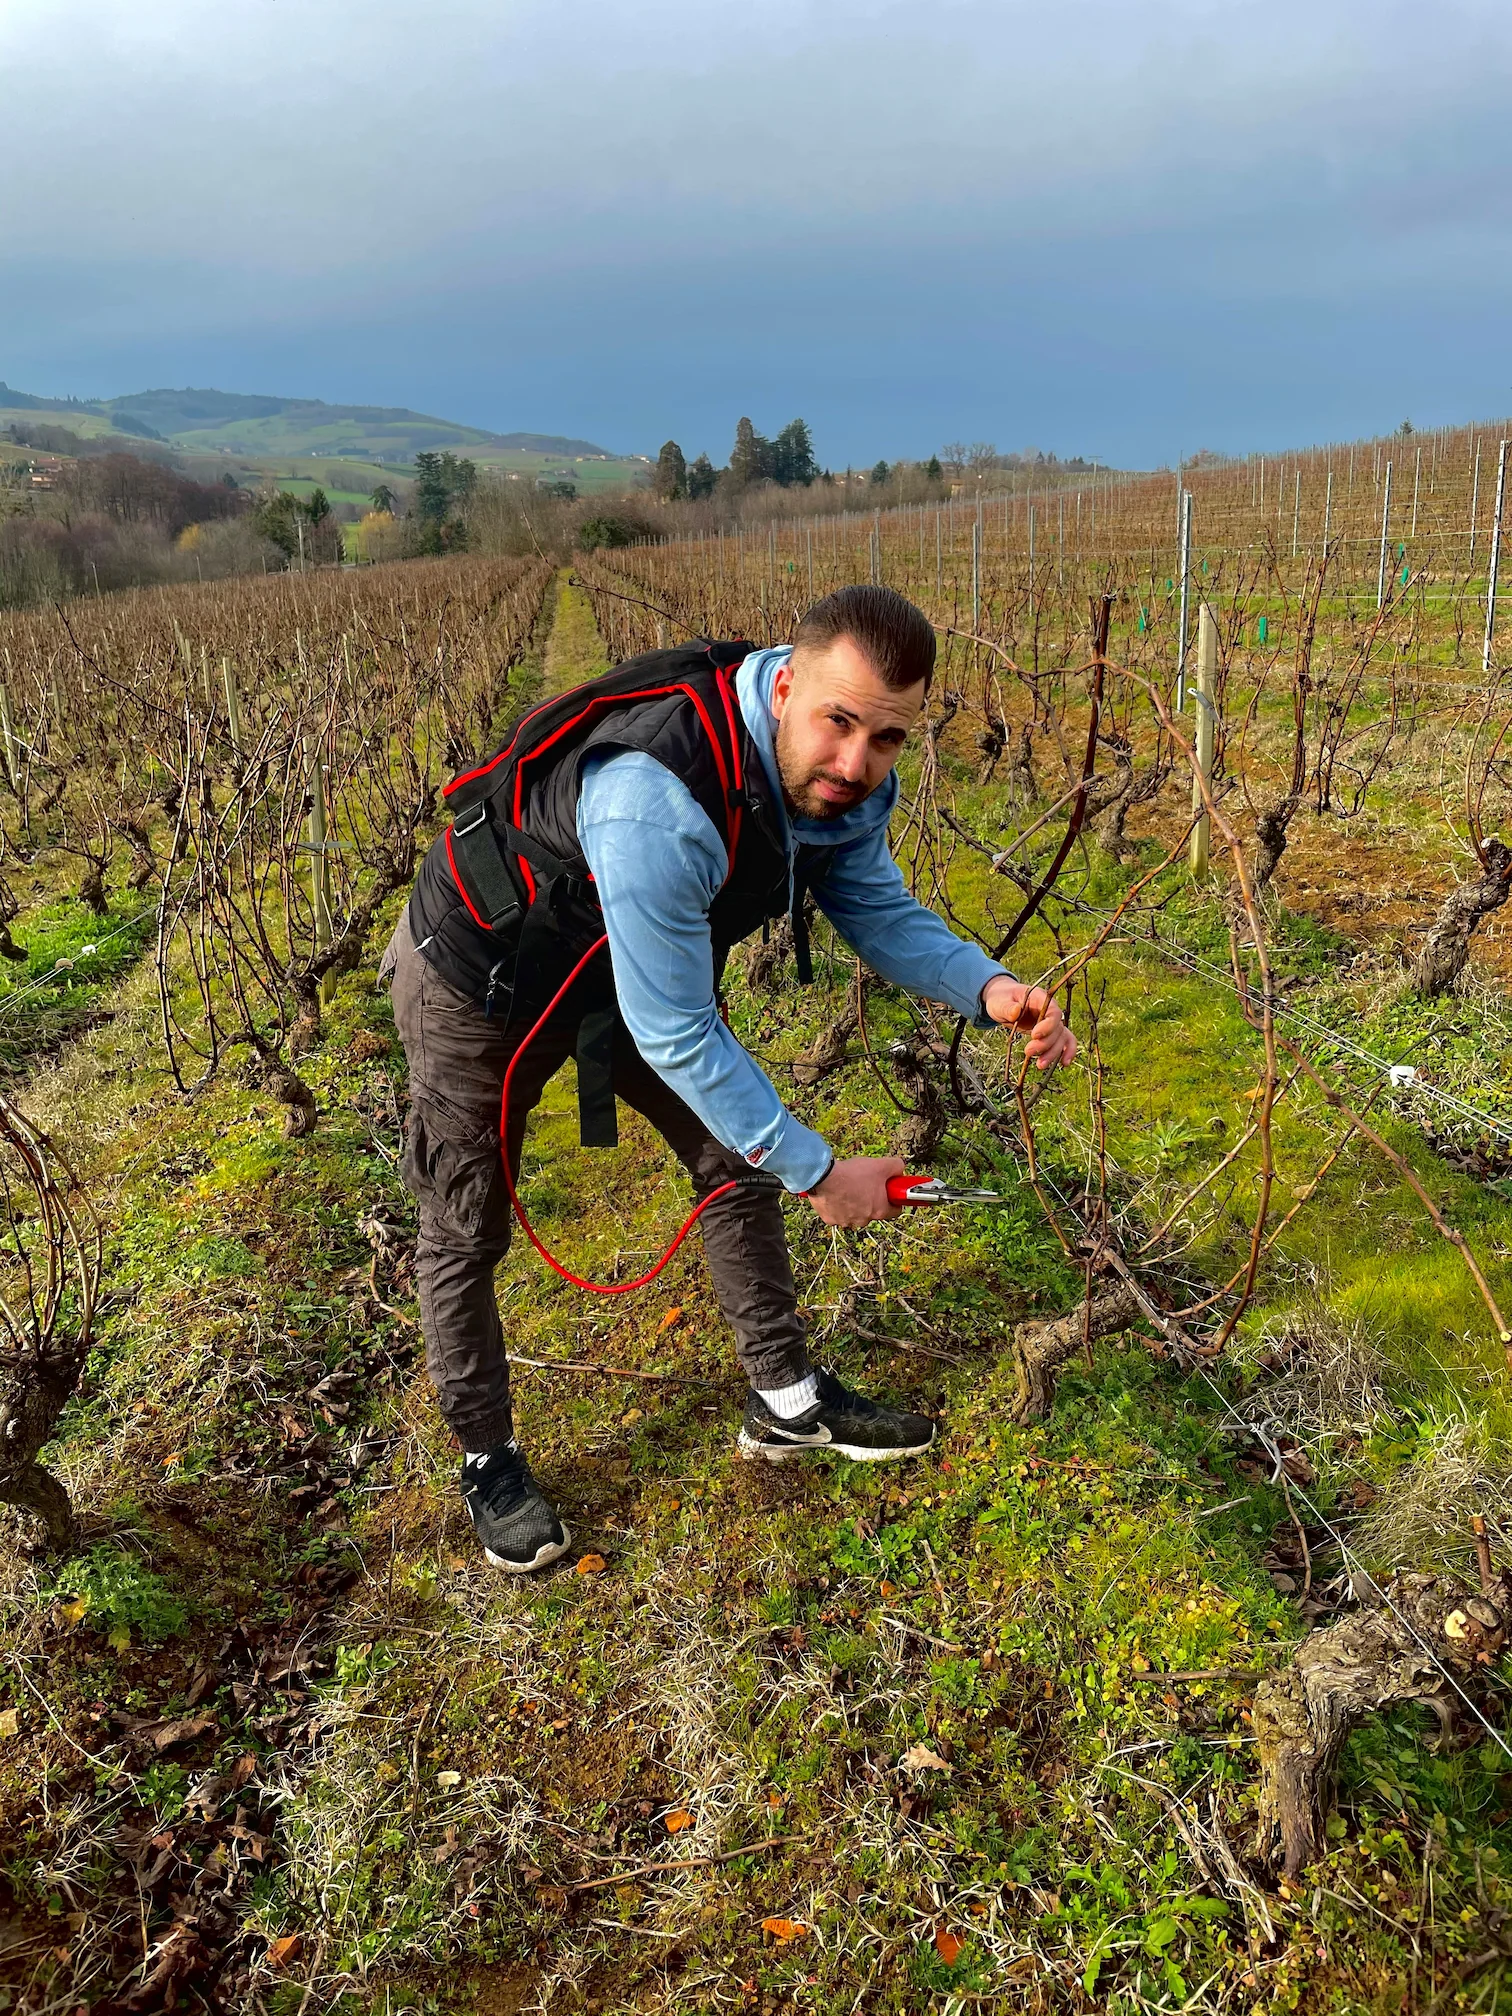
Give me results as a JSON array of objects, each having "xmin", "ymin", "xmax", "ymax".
[
  {"xmin": 663, "ymin": 1809, "xmax": 695, "ymax": 1833},
  {"xmin": 935, "ymin": 1927, "xmax": 965, "ymax": 1967},
  {"xmin": 761, "ymin": 1918, "xmax": 808, "ymax": 1943},
  {"xmin": 575, "ymin": 1554, "xmax": 607, "ymax": 1575},
  {"xmin": 900, "ymin": 1742, "xmax": 951, "ymax": 1774}
]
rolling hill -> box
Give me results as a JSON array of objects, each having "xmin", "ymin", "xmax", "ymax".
[{"xmin": 0, "ymin": 381, "xmax": 618, "ymax": 464}]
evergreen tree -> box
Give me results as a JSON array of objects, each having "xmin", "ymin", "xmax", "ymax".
[
  {"xmin": 414, "ymin": 451, "xmax": 449, "ymax": 522},
  {"xmin": 870, "ymin": 460, "xmax": 891, "ymax": 486},
  {"xmin": 686, "ymin": 453, "xmax": 717, "ymax": 500},
  {"xmin": 772, "ymin": 418, "xmax": 817, "ymax": 487},
  {"xmin": 370, "ymin": 482, "xmax": 396, "ymax": 514},
  {"xmin": 253, "ymin": 490, "xmax": 303, "ymax": 560},
  {"xmin": 729, "ymin": 416, "xmax": 770, "ymax": 487},
  {"xmin": 924, "ymin": 455, "xmax": 943, "ymax": 483},
  {"xmin": 654, "ymin": 440, "xmax": 688, "ymax": 500},
  {"xmin": 413, "ymin": 452, "xmax": 477, "ymax": 524},
  {"xmin": 305, "ymin": 486, "xmax": 331, "ymax": 525}
]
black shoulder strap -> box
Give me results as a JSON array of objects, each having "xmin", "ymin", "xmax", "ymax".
[{"xmin": 447, "ymin": 799, "xmax": 581, "ymax": 933}]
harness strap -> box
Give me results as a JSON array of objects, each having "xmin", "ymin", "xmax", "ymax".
[
  {"xmin": 447, "ymin": 801, "xmax": 523, "ymax": 932},
  {"xmin": 574, "ymin": 1006, "xmax": 620, "ymax": 1149},
  {"xmin": 447, "ymin": 801, "xmax": 583, "ymax": 934}
]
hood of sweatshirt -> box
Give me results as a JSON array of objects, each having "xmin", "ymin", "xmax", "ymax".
[{"xmin": 735, "ymin": 646, "xmax": 899, "ymax": 858}]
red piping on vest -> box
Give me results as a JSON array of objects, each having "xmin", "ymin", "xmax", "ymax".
[
  {"xmin": 443, "ymin": 828, "xmax": 491, "ymax": 932},
  {"xmin": 445, "ymin": 673, "xmax": 747, "ymax": 922}
]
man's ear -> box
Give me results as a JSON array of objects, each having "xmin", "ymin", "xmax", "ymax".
[{"xmin": 771, "ymin": 655, "xmax": 797, "ymax": 721}]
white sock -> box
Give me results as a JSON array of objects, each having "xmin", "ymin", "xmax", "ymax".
[
  {"xmin": 464, "ymin": 1439, "xmax": 517, "ymax": 1466},
  {"xmin": 760, "ymin": 1373, "xmax": 819, "ymax": 1419}
]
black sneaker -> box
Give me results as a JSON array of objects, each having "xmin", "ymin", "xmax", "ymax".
[
  {"xmin": 737, "ymin": 1368, "xmax": 937, "ymax": 1463},
  {"xmin": 461, "ymin": 1443, "xmax": 572, "ymax": 1572}
]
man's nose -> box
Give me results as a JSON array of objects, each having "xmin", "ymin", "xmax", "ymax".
[{"xmin": 833, "ymin": 741, "xmax": 867, "ymax": 781}]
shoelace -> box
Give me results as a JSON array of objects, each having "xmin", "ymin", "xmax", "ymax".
[{"xmin": 466, "ymin": 1449, "xmax": 529, "ymax": 1511}]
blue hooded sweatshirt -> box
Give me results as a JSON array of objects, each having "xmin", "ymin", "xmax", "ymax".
[{"xmin": 575, "ymin": 646, "xmax": 1008, "ymax": 1192}]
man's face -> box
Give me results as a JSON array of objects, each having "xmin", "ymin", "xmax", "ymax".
[{"xmin": 770, "ymin": 635, "xmax": 926, "ymax": 821}]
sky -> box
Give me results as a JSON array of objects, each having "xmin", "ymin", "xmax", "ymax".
[{"xmin": 3, "ymin": 0, "xmax": 1511, "ymax": 469}]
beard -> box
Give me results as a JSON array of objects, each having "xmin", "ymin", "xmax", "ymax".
[{"xmin": 775, "ymin": 724, "xmax": 869, "ymax": 822}]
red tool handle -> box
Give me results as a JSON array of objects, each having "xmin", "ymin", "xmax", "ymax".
[{"xmin": 885, "ymin": 1173, "xmax": 930, "ymax": 1205}]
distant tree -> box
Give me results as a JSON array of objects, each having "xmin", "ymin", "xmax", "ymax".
[
  {"xmin": 924, "ymin": 454, "xmax": 943, "ymax": 483},
  {"xmin": 253, "ymin": 490, "xmax": 304, "ymax": 560},
  {"xmin": 414, "ymin": 452, "xmax": 448, "ymax": 522},
  {"xmin": 220, "ymin": 470, "xmax": 239, "ymax": 490},
  {"xmin": 305, "ymin": 486, "xmax": 331, "ymax": 525},
  {"xmin": 729, "ymin": 417, "xmax": 771, "ymax": 487},
  {"xmin": 370, "ymin": 482, "xmax": 396, "ymax": 513},
  {"xmin": 414, "ymin": 451, "xmax": 477, "ymax": 523},
  {"xmin": 579, "ymin": 514, "xmax": 642, "ymax": 550},
  {"xmin": 967, "ymin": 442, "xmax": 999, "ymax": 471},
  {"xmin": 1398, "ymin": 419, "xmax": 1415, "ymax": 438},
  {"xmin": 940, "ymin": 442, "xmax": 968, "ymax": 477},
  {"xmin": 771, "ymin": 419, "xmax": 817, "ymax": 487},
  {"xmin": 870, "ymin": 460, "xmax": 891, "ymax": 486},
  {"xmin": 654, "ymin": 440, "xmax": 688, "ymax": 500},
  {"xmin": 685, "ymin": 453, "xmax": 717, "ymax": 500}
]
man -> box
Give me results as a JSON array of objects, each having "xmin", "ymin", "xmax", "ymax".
[{"xmin": 388, "ymin": 585, "xmax": 1076, "ymax": 1573}]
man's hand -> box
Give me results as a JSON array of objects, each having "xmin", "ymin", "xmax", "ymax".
[
  {"xmin": 982, "ymin": 977, "xmax": 1078, "ymax": 1071},
  {"xmin": 808, "ymin": 1155, "xmax": 906, "ymax": 1228}
]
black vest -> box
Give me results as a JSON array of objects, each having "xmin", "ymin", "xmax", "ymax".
[{"xmin": 408, "ymin": 641, "xmax": 825, "ymax": 1031}]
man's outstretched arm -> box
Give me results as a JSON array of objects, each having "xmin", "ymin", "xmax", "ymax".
[{"xmin": 814, "ymin": 821, "xmax": 1077, "ymax": 1068}]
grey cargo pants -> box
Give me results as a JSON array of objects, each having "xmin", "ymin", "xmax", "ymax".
[{"xmin": 387, "ymin": 913, "xmax": 811, "ymax": 1453}]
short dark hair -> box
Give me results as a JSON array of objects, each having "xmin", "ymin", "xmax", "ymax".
[{"xmin": 792, "ymin": 585, "xmax": 936, "ymax": 691}]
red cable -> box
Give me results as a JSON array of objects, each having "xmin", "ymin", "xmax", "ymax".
[{"xmin": 497, "ymin": 933, "xmax": 744, "ymax": 1294}]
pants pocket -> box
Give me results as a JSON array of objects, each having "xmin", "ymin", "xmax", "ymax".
[{"xmin": 403, "ymin": 1094, "xmax": 506, "ymax": 1245}]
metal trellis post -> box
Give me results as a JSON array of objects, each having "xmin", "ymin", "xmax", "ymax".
[
  {"xmin": 1176, "ymin": 489, "xmax": 1193, "ymax": 709},
  {"xmin": 1483, "ymin": 438, "xmax": 1509, "ymax": 676}
]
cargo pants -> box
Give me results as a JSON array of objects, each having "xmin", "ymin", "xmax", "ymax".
[{"xmin": 386, "ymin": 911, "xmax": 811, "ymax": 1453}]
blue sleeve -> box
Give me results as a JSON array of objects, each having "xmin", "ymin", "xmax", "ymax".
[
  {"xmin": 576, "ymin": 751, "xmax": 834, "ymax": 1193},
  {"xmin": 812, "ymin": 820, "xmax": 1009, "ymax": 1027}
]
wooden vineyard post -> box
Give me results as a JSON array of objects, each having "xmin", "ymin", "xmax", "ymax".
[
  {"xmin": 1470, "ymin": 440, "xmax": 1482, "ymax": 565},
  {"xmin": 1377, "ymin": 459, "xmax": 1393, "ymax": 609},
  {"xmin": 1323, "ymin": 466, "xmax": 1333, "ymax": 552},
  {"xmin": 1484, "ymin": 438, "xmax": 1509, "ymax": 676},
  {"xmin": 304, "ymin": 734, "xmax": 334, "ymax": 1004},
  {"xmin": 806, "ymin": 524, "xmax": 814, "ymax": 602},
  {"xmin": 935, "ymin": 507, "xmax": 942, "ymax": 599},
  {"xmin": 1176, "ymin": 489, "xmax": 1193, "ymax": 709},
  {"xmin": 1291, "ymin": 468, "xmax": 1301, "ymax": 558},
  {"xmin": 1190, "ymin": 602, "xmax": 1218, "ymax": 877},
  {"xmin": 0, "ymin": 650, "xmax": 18, "ymax": 791},
  {"xmin": 870, "ymin": 512, "xmax": 881, "ymax": 586},
  {"xmin": 222, "ymin": 657, "xmax": 242, "ymax": 753},
  {"xmin": 971, "ymin": 516, "xmax": 981, "ymax": 633}
]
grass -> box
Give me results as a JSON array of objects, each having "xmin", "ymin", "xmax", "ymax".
[{"xmin": 2, "ymin": 576, "xmax": 1512, "ymax": 2010}]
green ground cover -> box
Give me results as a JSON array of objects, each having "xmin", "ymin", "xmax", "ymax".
[{"xmin": 2, "ymin": 573, "xmax": 1511, "ymax": 2011}]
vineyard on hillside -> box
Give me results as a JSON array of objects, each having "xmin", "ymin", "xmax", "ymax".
[{"xmin": 0, "ymin": 432, "xmax": 1511, "ymax": 2014}]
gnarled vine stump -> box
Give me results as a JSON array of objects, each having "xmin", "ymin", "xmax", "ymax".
[
  {"xmin": 1253, "ymin": 1570, "xmax": 1508, "ymax": 1877},
  {"xmin": 1008, "ymin": 1281, "xmax": 1140, "ymax": 1422},
  {"xmin": 0, "ymin": 1098, "xmax": 101, "ymax": 1550},
  {"xmin": 1409, "ymin": 840, "xmax": 1512, "ymax": 996}
]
